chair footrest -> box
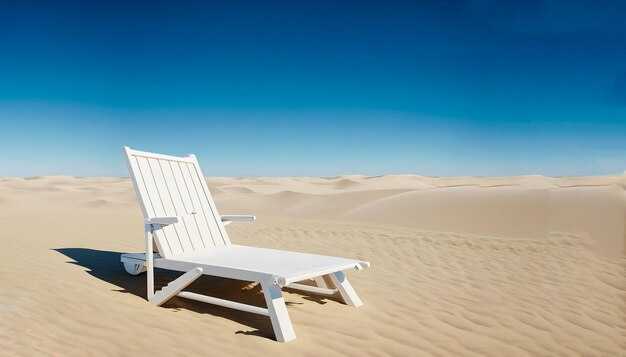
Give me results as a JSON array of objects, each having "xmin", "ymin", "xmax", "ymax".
[{"xmin": 177, "ymin": 291, "xmax": 269, "ymax": 316}]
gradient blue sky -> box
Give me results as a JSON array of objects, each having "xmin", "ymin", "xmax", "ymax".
[{"xmin": 1, "ymin": 0, "xmax": 625, "ymax": 176}]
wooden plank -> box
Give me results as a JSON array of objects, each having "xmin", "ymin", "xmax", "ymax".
[
  {"xmin": 126, "ymin": 147, "xmax": 196, "ymax": 163},
  {"xmin": 169, "ymin": 161, "xmax": 206, "ymax": 250},
  {"xmin": 179, "ymin": 214, "xmax": 205, "ymax": 251},
  {"xmin": 186, "ymin": 161, "xmax": 229, "ymax": 246},
  {"xmin": 188, "ymin": 156, "xmax": 231, "ymax": 245},
  {"xmin": 159, "ymin": 159, "xmax": 205, "ymax": 252},
  {"xmin": 124, "ymin": 148, "xmax": 170, "ymax": 257},
  {"xmin": 286, "ymin": 283, "xmax": 337, "ymax": 295},
  {"xmin": 149, "ymin": 267, "xmax": 204, "ymax": 306},
  {"xmin": 155, "ymin": 255, "xmax": 278, "ymax": 283},
  {"xmin": 145, "ymin": 216, "xmax": 179, "ymax": 225},
  {"xmin": 221, "ymin": 215, "xmax": 255, "ymax": 222},
  {"xmin": 314, "ymin": 276, "xmax": 329, "ymax": 289},
  {"xmin": 145, "ymin": 225, "xmax": 154, "ymax": 300},
  {"xmin": 184, "ymin": 162, "xmax": 223, "ymax": 247},
  {"xmin": 261, "ymin": 282, "xmax": 296, "ymax": 342},
  {"xmin": 329, "ymin": 272, "xmax": 363, "ymax": 307},
  {"xmin": 148, "ymin": 158, "xmax": 187, "ymax": 254},
  {"xmin": 178, "ymin": 161, "xmax": 217, "ymax": 248},
  {"xmin": 134, "ymin": 156, "xmax": 172, "ymax": 257},
  {"xmin": 177, "ymin": 292, "xmax": 270, "ymax": 316},
  {"xmin": 168, "ymin": 161, "xmax": 195, "ymax": 215},
  {"xmin": 124, "ymin": 148, "xmax": 152, "ymax": 218}
]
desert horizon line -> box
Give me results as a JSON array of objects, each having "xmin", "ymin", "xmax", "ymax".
[{"xmin": 3, "ymin": 172, "xmax": 625, "ymax": 179}]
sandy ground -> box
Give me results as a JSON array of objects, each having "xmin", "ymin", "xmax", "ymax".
[{"xmin": 1, "ymin": 175, "xmax": 624, "ymax": 356}]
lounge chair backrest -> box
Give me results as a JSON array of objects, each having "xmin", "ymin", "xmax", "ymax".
[{"xmin": 123, "ymin": 147, "xmax": 230, "ymax": 258}]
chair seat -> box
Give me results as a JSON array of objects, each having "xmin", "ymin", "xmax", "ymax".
[{"xmin": 123, "ymin": 245, "xmax": 368, "ymax": 285}]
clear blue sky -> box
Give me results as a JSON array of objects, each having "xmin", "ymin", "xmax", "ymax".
[{"xmin": 1, "ymin": 0, "xmax": 624, "ymax": 176}]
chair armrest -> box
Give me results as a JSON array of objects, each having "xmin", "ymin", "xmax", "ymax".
[
  {"xmin": 145, "ymin": 216, "xmax": 179, "ymax": 225},
  {"xmin": 221, "ymin": 215, "xmax": 256, "ymax": 222}
]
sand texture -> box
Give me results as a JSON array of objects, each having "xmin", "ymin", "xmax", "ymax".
[{"xmin": 1, "ymin": 175, "xmax": 625, "ymax": 356}]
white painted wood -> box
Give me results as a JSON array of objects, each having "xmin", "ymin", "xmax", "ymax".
[
  {"xmin": 186, "ymin": 162, "xmax": 229, "ymax": 246},
  {"xmin": 125, "ymin": 147, "xmax": 233, "ymax": 256},
  {"xmin": 261, "ymin": 282, "xmax": 296, "ymax": 342},
  {"xmin": 180, "ymin": 214, "xmax": 205, "ymax": 251},
  {"xmin": 221, "ymin": 215, "xmax": 256, "ymax": 222},
  {"xmin": 178, "ymin": 161, "xmax": 219, "ymax": 248},
  {"xmin": 150, "ymin": 267, "xmax": 204, "ymax": 306},
  {"xmin": 221, "ymin": 215, "xmax": 255, "ymax": 226},
  {"xmin": 137, "ymin": 156, "xmax": 182, "ymax": 256},
  {"xmin": 329, "ymin": 271, "xmax": 363, "ymax": 307},
  {"xmin": 286, "ymin": 283, "xmax": 337, "ymax": 296},
  {"xmin": 167, "ymin": 160, "xmax": 196, "ymax": 215},
  {"xmin": 121, "ymin": 245, "xmax": 368, "ymax": 287},
  {"xmin": 124, "ymin": 147, "xmax": 152, "ymax": 218},
  {"xmin": 160, "ymin": 159, "xmax": 201, "ymax": 252},
  {"xmin": 125, "ymin": 147, "xmax": 196, "ymax": 163},
  {"xmin": 155, "ymin": 256, "xmax": 278, "ymax": 284},
  {"xmin": 145, "ymin": 224, "xmax": 154, "ymax": 301},
  {"xmin": 145, "ymin": 216, "xmax": 179, "ymax": 225},
  {"xmin": 188, "ymin": 154, "xmax": 231, "ymax": 245},
  {"xmin": 177, "ymin": 292, "xmax": 269, "ymax": 316},
  {"xmin": 161, "ymin": 161, "xmax": 205, "ymax": 251},
  {"xmin": 149, "ymin": 157, "xmax": 189, "ymax": 254},
  {"xmin": 160, "ymin": 244, "xmax": 366, "ymax": 285},
  {"xmin": 125, "ymin": 148, "xmax": 172, "ymax": 258},
  {"xmin": 314, "ymin": 276, "xmax": 328, "ymax": 288}
]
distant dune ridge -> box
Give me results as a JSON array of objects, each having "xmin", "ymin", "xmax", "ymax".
[
  {"xmin": 212, "ymin": 174, "xmax": 625, "ymax": 260},
  {"xmin": 1, "ymin": 175, "xmax": 624, "ymax": 356}
]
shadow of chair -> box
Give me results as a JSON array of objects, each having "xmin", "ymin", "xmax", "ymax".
[{"xmin": 54, "ymin": 247, "xmax": 335, "ymax": 340}]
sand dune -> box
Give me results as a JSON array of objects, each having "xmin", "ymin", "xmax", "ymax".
[
  {"xmin": 1, "ymin": 175, "xmax": 625, "ymax": 356},
  {"xmin": 213, "ymin": 175, "xmax": 625, "ymax": 260}
]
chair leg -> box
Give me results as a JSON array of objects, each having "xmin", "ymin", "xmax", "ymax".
[
  {"xmin": 149, "ymin": 267, "xmax": 203, "ymax": 306},
  {"xmin": 261, "ymin": 282, "xmax": 296, "ymax": 342},
  {"xmin": 328, "ymin": 272, "xmax": 363, "ymax": 307},
  {"xmin": 314, "ymin": 276, "xmax": 328, "ymax": 288},
  {"xmin": 145, "ymin": 224, "xmax": 154, "ymax": 301}
]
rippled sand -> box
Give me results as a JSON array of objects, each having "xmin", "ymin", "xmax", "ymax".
[{"xmin": 1, "ymin": 175, "xmax": 624, "ymax": 356}]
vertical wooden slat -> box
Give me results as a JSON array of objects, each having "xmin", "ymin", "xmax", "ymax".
[
  {"xmin": 186, "ymin": 162, "xmax": 226, "ymax": 246},
  {"xmin": 137, "ymin": 157, "xmax": 182, "ymax": 254},
  {"xmin": 130, "ymin": 155, "xmax": 170, "ymax": 258},
  {"xmin": 179, "ymin": 162, "xmax": 218, "ymax": 247},
  {"xmin": 128, "ymin": 155, "xmax": 155, "ymax": 218},
  {"xmin": 168, "ymin": 161, "xmax": 194, "ymax": 213},
  {"xmin": 133, "ymin": 156, "xmax": 172, "ymax": 257},
  {"xmin": 148, "ymin": 158, "xmax": 188, "ymax": 254},
  {"xmin": 189, "ymin": 159, "xmax": 231, "ymax": 245},
  {"xmin": 162, "ymin": 160, "xmax": 205, "ymax": 250}
]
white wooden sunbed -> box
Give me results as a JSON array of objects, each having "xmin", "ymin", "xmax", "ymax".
[{"xmin": 120, "ymin": 147, "xmax": 369, "ymax": 342}]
